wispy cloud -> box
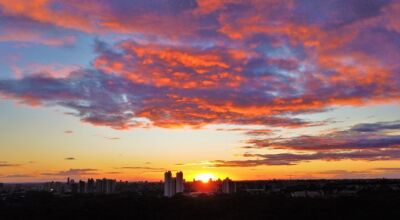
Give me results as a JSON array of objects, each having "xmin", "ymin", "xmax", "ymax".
[
  {"xmin": 243, "ymin": 121, "xmax": 400, "ymax": 151},
  {"xmin": 41, "ymin": 168, "xmax": 99, "ymax": 176},
  {"xmin": 64, "ymin": 157, "xmax": 76, "ymax": 160},
  {"xmin": 118, "ymin": 166, "xmax": 165, "ymax": 172},
  {"xmin": 1, "ymin": 174, "xmax": 33, "ymax": 178},
  {"xmin": 101, "ymin": 136, "xmax": 120, "ymax": 140},
  {"xmin": 0, "ymin": 162, "xmax": 20, "ymax": 167},
  {"xmin": 213, "ymin": 121, "xmax": 400, "ymax": 166}
]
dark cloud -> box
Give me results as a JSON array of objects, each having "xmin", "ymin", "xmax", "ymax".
[
  {"xmin": 213, "ymin": 120, "xmax": 400, "ymax": 167},
  {"xmin": 64, "ymin": 130, "xmax": 73, "ymax": 134},
  {"xmin": 374, "ymin": 167, "xmax": 400, "ymax": 172},
  {"xmin": 350, "ymin": 121, "xmax": 400, "ymax": 132},
  {"xmin": 213, "ymin": 148, "xmax": 400, "ymax": 167},
  {"xmin": 2, "ymin": 174, "xmax": 33, "ymax": 178},
  {"xmin": 118, "ymin": 166, "xmax": 164, "ymax": 172},
  {"xmin": 317, "ymin": 167, "xmax": 400, "ymax": 178},
  {"xmin": 216, "ymin": 128, "xmax": 274, "ymax": 136},
  {"xmin": 64, "ymin": 157, "xmax": 76, "ymax": 160},
  {"xmin": 244, "ymin": 121, "xmax": 400, "ymax": 151},
  {"xmin": 41, "ymin": 168, "xmax": 98, "ymax": 176},
  {"xmin": 105, "ymin": 171, "xmax": 122, "ymax": 174},
  {"xmin": 315, "ymin": 170, "xmax": 375, "ymax": 179},
  {"xmin": 0, "ymin": 162, "xmax": 20, "ymax": 167}
]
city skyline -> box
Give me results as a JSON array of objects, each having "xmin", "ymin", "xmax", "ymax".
[{"xmin": 1, "ymin": 0, "xmax": 400, "ymax": 183}]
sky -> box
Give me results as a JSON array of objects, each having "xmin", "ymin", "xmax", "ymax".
[{"xmin": 0, "ymin": 0, "xmax": 400, "ymax": 183}]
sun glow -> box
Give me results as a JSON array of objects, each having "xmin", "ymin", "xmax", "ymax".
[{"xmin": 194, "ymin": 173, "xmax": 217, "ymax": 183}]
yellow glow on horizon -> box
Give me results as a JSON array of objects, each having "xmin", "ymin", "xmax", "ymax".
[{"xmin": 194, "ymin": 173, "xmax": 217, "ymax": 183}]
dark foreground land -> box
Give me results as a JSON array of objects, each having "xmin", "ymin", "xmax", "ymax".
[{"xmin": 1, "ymin": 190, "xmax": 400, "ymax": 220}]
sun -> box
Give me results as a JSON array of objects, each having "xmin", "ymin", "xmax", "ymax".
[{"xmin": 194, "ymin": 173, "xmax": 217, "ymax": 183}]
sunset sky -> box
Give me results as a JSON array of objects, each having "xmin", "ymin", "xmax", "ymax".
[{"xmin": 1, "ymin": 0, "xmax": 400, "ymax": 183}]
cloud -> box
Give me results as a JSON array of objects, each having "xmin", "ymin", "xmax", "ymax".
[
  {"xmin": 2, "ymin": 174, "xmax": 33, "ymax": 178},
  {"xmin": 0, "ymin": 15, "xmax": 76, "ymax": 46},
  {"xmin": 213, "ymin": 148, "xmax": 400, "ymax": 167},
  {"xmin": 0, "ymin": 1, "xmax": 399, "ymax": 130},
  {"xmin": 316, "ymin": 167, "xmax": 400, "ymax": 178},
  {"xmin": 118, "ymin": 166, "xmax": 164, "ymax": 172},
  {"xmin": 0, "ymin": 70, "xmax": 148, "ymax": 129},
  {"xmin": 64, "ymin": 130, "xmax": 73, "ymax": 134},
  {"xmin": 41, "ymin": 168, "xmax": 98, "ymax": 176},
  {"xmin": 95, "ymin": 134, "xmax": 120, "ymax": 140},
  {"xmin": 105, "ymin": 171, "xmax": 121, "ymax": 174},
  {"xmin": 244, "ymin": 121, "xmax": 400, "ymax": 151},
  {"xmin": 0, "ymin": 69, "xmax": 312, "ymax": 129},
  {"xmin": 213, "ymin": 121, "xmax": 400, "ymax": 166},
  {"xmin": 350, "ymin": 121, "xmax": 400, "ymax": 133},
  {"xmin": 11, "ymin": 63, "xmax": 81, "ymax": 79},
  {"xmin": 374, "ymin": 167, "xmax": 400, "ymax": 172},
  {"xmin": 104, "ymin": 137, "xmax": 120, "ymax": 140},
  {"xmin": 0, "ymin": 0, "xmax": 204, "ymax": 37},
  {"xmin": 64, "ymin": 157, "xmax": 76, "ymax": 160},
  {"xmin": 0, "ymin": 162, "xmax": 20, "ymax": 167},
  {"xmin": 216, "ymin": 128, "xmax": 274, "ymax": 136}
]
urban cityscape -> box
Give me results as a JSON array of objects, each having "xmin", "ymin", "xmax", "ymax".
[
  {"xmin": 1, "ymin": 0, "xmax": 400, "ymax": 219},
  {"xmin": 2, "ymin": 171, "xmax": 400, "ymax": 198},
  {"xmin": 2, "ymin": 171, "xmax": 400, "ymax": 218}
]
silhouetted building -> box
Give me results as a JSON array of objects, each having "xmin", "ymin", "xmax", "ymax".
[
  {"xmin": 164, "ymin": 171, "xmax": 173, "ymax": 197},
  {"xmin": 105, "ymin": 179, "xmax": 116, "ymax": 194},
  {"xmin": 70, "ymin": 183, "xmax": 78, "ymax": 194},
  {"xmin": 78, "ymin": 180, "xmax": 86, "ymax": 193},
  {"xmin": 164, "ymin": 171, "xmax": 184, "ymax": 197},
  {"xmin": 95, "ymin": 179, "xmax": 103, "ymax": 193},
  {"xmin": 87, "ymin": 178, "xmax": 95, "ymax": 193},
  {"xmin": 95, "ymin": 178, "xmax": 116, "ymax": 194},
  {"xmin": 171, "ymin": 177, "xmax": 176, "ymax": 195},
  {"xmin": 222, "ymin": 178, "xmax": 236, "ymax": 194},
  {"xmin": 176, "ymin": 171, "xmax": 184, "ymax": 193}
]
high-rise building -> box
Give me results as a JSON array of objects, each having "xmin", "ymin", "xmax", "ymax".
[
  {"xmin": 176, "ymin": 171, "xmax": 184, "ymax": 193},
  {"xmin": 222, "ymin": 178, "xmax": 236, "ymax": 194},
  {"xmin": 105, "ymin": 179, "xmax": 116, "ymax": 194},
  {"xmin": 70, "ymin": 183, "xmax": 78, "ymax": 194},
  {"xmin": 94, "ymin": 178, "xmax": 116, "ymax": 194},
  {"xmin": 164, "ymin": 171, "xmax": 173, "ymax": 197},
  {"xmin": 87, "ymin": 178, "xmax": 95, "ymax": 193},
  {"xmin": 95, "ymin": 179, "xmax": 103, "ymax": 193},
  {"xmin": 78, "ymin": 180, "xmax": 86, "ymax": 193},
  {"xmin": 164, "ymin": 171, "xmax": 184, "ymax": 197},
  {"xmin": 170, "ymin": 177, "xmax": 176, "ymax": 195}
]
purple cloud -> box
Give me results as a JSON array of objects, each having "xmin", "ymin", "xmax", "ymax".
[
  {"xmin": 214, "ymin": 121, "xmax": 400, "ymax": 166},
  {"xmin": 245, "ymin": 121, "xmax": 400, "ymax": 151},
  {"xmin": 0, "ymin": 1, "xmax": 399, "ymax": 131},
  {"xmin": 213, "ymin": 148, "xmax": 400, "ymax": 167}
]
